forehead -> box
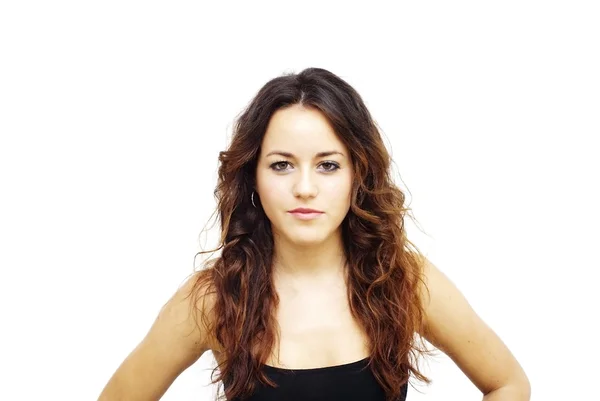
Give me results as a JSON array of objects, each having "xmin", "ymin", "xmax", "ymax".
[{"xmin": 260, "ymin": 105, "xmax": 347, "ymax": 156}]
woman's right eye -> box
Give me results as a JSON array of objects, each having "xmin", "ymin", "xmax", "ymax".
[{"xmin": 270, "ymin": 161, "xmax": 290, "ymax": 171}]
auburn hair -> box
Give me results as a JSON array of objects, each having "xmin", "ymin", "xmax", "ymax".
[{"xmin": 186, "ymin": 67, "xmax": 435, "ymax": 401}]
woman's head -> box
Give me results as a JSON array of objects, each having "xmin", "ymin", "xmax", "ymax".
[
  {"xmin": 255, "ymin": 104, "xmax": 353, "ymax": 248},
  {"xmin": 215, "ymin": 67, "xmax": 393, "ymax": 250},
  {"xmin": 193, "ymin": 67, "xmax": 432, "ymax": 401}
]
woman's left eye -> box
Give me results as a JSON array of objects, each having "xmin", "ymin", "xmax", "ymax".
[{"xmin": 320, "ymin": 162, "xmax": 340, "ymax": 172}]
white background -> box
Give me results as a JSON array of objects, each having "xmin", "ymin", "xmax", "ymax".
[{"xmin": 1, "ymin": 1, "xmax": 598, "ymax": 400}]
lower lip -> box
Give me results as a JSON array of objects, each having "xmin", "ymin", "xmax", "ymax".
[{"xmin": 289, "ymin": 212, "xmax": 323, "ymax": 220}]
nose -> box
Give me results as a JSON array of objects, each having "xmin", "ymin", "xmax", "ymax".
[{"xmin": 292, "ymin": 169, "xmax": 318, "ymax": 199}]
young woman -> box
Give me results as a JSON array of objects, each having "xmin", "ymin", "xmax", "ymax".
[{"xmin": 98, "ymin": 68, "xmax": 530, "ymax": 401}]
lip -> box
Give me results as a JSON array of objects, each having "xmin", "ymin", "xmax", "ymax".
[
  {"xmin": 288, "ymin": 208, "xmax": 323, "ymax": 213},
  {"xmin": 287, "ymin": 208, "xmax": 324, "ymax": 221},
  {"xmin": 288, "ymin": 211, "xmax": 323, "ymax": 220}
]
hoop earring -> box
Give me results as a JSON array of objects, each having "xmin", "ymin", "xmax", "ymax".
[{"xmin": 251, "ymin": 191, "xmax": 257, "ymax": 208}]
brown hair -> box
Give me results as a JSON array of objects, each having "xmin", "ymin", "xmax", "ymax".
[{"xmin": 188, "ymin": 67, "xmax": 434, "ymax": 401}]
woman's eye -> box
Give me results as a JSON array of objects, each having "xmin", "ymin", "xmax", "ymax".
[
  {"xmin": 271, "ymin": 161, "xmax": 290, "ymax": 171},
  {"xmin": 320, "ymin": 162, "xmax": 339, "ymax": 172},
  {"xmin": 270, "ymin": 161, "xmax": 339, "ymax": 172}
]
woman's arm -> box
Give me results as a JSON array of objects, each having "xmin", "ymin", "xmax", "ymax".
[
  {"xmin": 417, "ymin": 258, "xmax": 531, "ymax": 401},
  {"xmin": 96, "ymin": 273, "xmax": 214, "ymax": 401}
]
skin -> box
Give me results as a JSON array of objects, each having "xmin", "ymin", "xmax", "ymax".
[
  {"xmin": 418, "ymin": 259, "xmax": 531, "ymax": 400},
  {"xmin": 255, "ymin": 104, "xmax": 353, "ymax": 284},
  {"xmin": 97, "ymin": 104, "xmax": 530, "ymax": 401}
]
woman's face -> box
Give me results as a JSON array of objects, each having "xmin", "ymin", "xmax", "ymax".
[{"xmin": 255, "ymin": 104, "xmax": 353, "ymax": 247}]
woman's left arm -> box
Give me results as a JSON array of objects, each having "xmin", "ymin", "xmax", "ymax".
[{"xmin": 417, "ymin": 258, "xmax": 531, "ymax": 401}]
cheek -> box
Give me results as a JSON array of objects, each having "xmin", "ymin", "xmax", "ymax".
[
  {"xmin": 325, "ymin": 176, "xmax": 353, "ymax": 199},
  {"xmin": 257, "ymin": 179, "xmax": 287, "ymax": 208}
]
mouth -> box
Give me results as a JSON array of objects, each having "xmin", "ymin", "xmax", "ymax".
[
  {"xmin": 288, "ymin": 208, "xmax": 324, "ymax": 221},
  {"xmin": 288, "ymin": 208, "xmax": 323, "ymax": 214}
]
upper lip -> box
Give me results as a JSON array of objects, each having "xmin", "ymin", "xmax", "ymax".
[{"xmin": 289, "ymin": 208, "xmax": 323, "ymax": 213}]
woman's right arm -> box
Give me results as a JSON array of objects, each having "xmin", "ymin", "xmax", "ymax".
[{"xmin": 97, "ymin": 272, "xmax": 215, "ymax": 401}]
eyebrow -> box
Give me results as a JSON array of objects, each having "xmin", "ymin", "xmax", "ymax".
[{"xmin": 265, "ymin": 151, "xmax": 345, "ymax": 158}]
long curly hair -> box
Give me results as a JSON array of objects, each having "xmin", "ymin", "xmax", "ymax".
[{"xmin": 187, "ymin": 67, "xmax": 435, "ymax": 401}]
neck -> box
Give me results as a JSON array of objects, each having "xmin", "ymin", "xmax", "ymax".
[{"xmin": 271, "ymin": 231, "xmax": 348, "ymax": 284}]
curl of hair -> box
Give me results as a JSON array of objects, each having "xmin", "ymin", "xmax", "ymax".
[{"xmin": 187, "ymin": 67, "xmax": 436, "ymax": 401}]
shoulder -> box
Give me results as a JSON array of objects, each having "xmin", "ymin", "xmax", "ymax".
[
  {"xmin": 415, "ymin": 256, "xmax": 469, "ymax": 337},
  {"xmin": 97, "ymin": 271, "xmax": 220, "ymax": 400},
  {"xmin": 165, "ymin": 270, "xmax": 220, "ymax": 353},
  {"xmin": 150, "ymin": 270, "xmax": 218, "ymax": 356},
  {"xmin": 415, "ymin": 257, "xmax": 530, "ymax": 395},
  {"xmin": 133, "ymin": 269, "xmax": 220, "ymax": 373}
]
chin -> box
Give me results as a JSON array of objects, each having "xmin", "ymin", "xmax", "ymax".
[
  {"xmin": 294, "ymin": 239, "xmax": 323, "ymax": 247},
  {"xmin": 286, "ymin": 233, "xmax": 327, "ymax": 247}
]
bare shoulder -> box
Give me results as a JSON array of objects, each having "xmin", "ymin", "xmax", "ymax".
[
  {"xmin": 155, "ymin": 270, "xmax": 219, "ymax": 356},
  {"xmin": 97, "ymin": 271, "xmax": 218, "ymax": 400},
  {"xmin": 416, "ymin": 257, "xmax": 530, "ymax": 397}
]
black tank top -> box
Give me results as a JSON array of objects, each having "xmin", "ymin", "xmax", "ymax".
[{"xmin": 225, "ymin": 356, "xmax": 408, "ymax": 401}]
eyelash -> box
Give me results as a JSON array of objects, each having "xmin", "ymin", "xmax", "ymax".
[{"xmin": 269, "ymin": 160, "xmax": 340, "ymax": 172}]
